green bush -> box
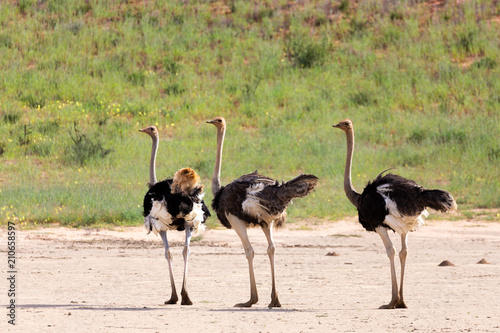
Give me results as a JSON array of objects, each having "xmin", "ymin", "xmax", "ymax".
[
  {"xmin": 65, "ymin": 124, "xmax": 112, "ymax": 166},
  {"xmin": 474, "ymin": 57, "xmax": 497, "ymax": 69},
  {"xmin": 2, "ymin": 112, "xmax": 20, "ymax": 124},
  {"xmin": 284, "ymin": 33, "xmax": 328, "ymax": 68}
]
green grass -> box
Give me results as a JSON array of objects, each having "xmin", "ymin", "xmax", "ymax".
[{"xmin": 0, "ymin": 0, "xmax": 499, "ymax": 227}]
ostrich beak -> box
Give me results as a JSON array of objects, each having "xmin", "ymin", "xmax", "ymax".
[
  {"xmin": 206, "ymin": 120, "xmax": 214, "ymax": 124},
  {"xmin": 332, "ymin": 123, "xmax": 340, "ymax": 128}
]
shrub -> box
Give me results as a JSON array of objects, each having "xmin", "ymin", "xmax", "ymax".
[
  {"xmin": 456, "ymin": 30, "xmax": 476, "ymax": 53},
  {"xmin": 349, "ymin": 17, "xmax": 369, "ymax": 37},
  {"xmin": 18, "ymin": 124, "xmax": 32, "ymax": 146},
  {"xmin": 164, "ymin": 58, "xmax": 181, "ymax": 75},
  {"xmin": 2, "ymin": 112, "xmax": 20, "ymax": 124},
  {"xmin": 338, "ymin": 0, "xmax": 349, "ymax": 13},
  {"xmin": 390, "ymin": 12, "xmax": 404, "ymax": 21},
  {"xmin": 127, "ymin": 72, "xmax": 146, "ymax": 87},
  {"xmin": 350, "ymin": 91, "xmax": 375, "ymax": 106},
  {"xmin": 434, "ymin": 129, "xmax": 466, "ymax": 144},
  {"xmin": 0, "ymin": 34, "xmax": 12, "ymax": 48},
  {"xmin": 163, "ymin": 83, "xmax": 185, "ymax": 96},
  {"xmin": 66, "ymin": 123, "xmax": 112, "ymax": 166},
  {"xmin": 18, "ymin": 94, "xmax": 46, "ymax": 109},
  {"xmin": 473, "ymin": 57, "xmax": 497, "ymax": 70},
  {"xmin": 18, "ymin": 0, "xmax": 35, "ymax": 15},
  {"xmin": 408, "ymin": 129, "xmax": 427, "ymax": 144},
  {"xmin": 37, "ymin": 119, "xmax": 60, "ymax": 135},
  {"xmin": 488, "ymin": 147, "xmax": 500, "ymax": 161},
  {"xmin": 246, "ymin": 6, "xmax": 274, "ymax": 23},
  {"xmin": 284, "ymin": 33, "xmax": 328, "ymax": 68}
]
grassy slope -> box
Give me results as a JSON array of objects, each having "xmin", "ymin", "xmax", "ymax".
[{"xmin": 0, "ymin": 0, "xmax": 498, "ymax": 227}]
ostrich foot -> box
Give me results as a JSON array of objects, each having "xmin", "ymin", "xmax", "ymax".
[
  {"xmin": 268, "ymin": 298, "xmax": 281, "ymax": 308},
  {"xmin": 379, "ymin": 302, "xmax": 396, "ymax": 309},
  {"xmin": 396, "ymin": 300, "xmax": 407, "ymax": 308},
  {"xmin": 164, "ymin": 293, "xmax": 178, "ymax": 305},
  {"xmin": 181, "ymin": 290, "xmax": 193, "ymax": 306},
  {"xmin": 268, "ymin": 292, "xmax": 281, "ymax": 308},
  {"xmin": 234, "ymin": 297, "xmax": 258, "ymax": 308},
  {"xmin": 379, "ymin": 298, "xmax": 407, "ymax": 309}
]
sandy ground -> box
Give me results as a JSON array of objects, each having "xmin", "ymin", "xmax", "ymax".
[{"xmin": 1, "ymin": 218, "xmax": 500, "ymax": 333}]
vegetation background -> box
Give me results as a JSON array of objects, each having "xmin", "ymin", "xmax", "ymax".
[{"xmin": 0, "ymin": 0, "xmax": 498, "ymax": 228}]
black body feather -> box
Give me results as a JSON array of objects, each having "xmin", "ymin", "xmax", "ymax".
[
  {"xmin": 212, "ymin": 171, "xmax": 319, "ymax": 229},
  {"xmin": 358, "ymin": 172, "xmax": 455, "ymax": 233},
  {"xmin": 143, "ymin": 179, "xmax": 211, "ymax": 231}
]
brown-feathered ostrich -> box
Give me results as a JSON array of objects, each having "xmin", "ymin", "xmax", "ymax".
[
  {"xmin": 207, "ymin": 117, "xmax": 319, "ymax": 308},
  {"xmin": 139, "ymin": 126, "xmax": 210, "ymax": 305},
  {"xmin": 333, "ymin": 119, "xmax": 457, "ymax": 309}
]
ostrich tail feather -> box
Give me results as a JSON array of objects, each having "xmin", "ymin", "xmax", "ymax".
[
  {"xmin": 278, "ymin": 174, "xmax": 319, "ymax": 202},
  {"xmin": 420, "ymin": 189, "xmax": 457, "ymax": 212}
]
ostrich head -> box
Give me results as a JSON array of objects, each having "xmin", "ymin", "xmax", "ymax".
[
  {"xmin": 139, "ymin": 125, "xmax": 158, "ymax": 138},
  {"xmin": 332, "ymin": 119, "xmax": 353, "ymax": 132},
  {"xmin": 206, "ymin": 116, "xmax": 226, "ymax": 129}
]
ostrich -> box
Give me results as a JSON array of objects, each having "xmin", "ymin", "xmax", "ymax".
[
  {"xmin": 207, "ymin": 117, "xmax": 319, "ymax": 308},
  {"xmin": 333, "ymin": 119, "xmax": 457, "ymax": 309},
  {"xmin": 139, "ymin": 125, "xmax": 210, "ymax": 305}
]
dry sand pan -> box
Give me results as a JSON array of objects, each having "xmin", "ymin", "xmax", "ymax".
[{"xmin": 1, "ymin": 218, "xmax": 499, "ymax": 332}]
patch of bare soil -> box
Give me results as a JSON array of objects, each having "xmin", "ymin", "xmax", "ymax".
[{"xmin": 1, "ymin": 219, "xmax": 499, "ymax": 332}]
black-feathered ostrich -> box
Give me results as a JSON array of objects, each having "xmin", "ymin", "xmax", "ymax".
[
  {"xmin": 139, "ymin": 125, "xmax": 211, "ymax": 305},
  {"xmin": 333, "ymin": 119, "xmax": 457, "ymax": 309},
  {"xmin": 206, "ymin": 117, "xmax": 319, "ymax": 308}
]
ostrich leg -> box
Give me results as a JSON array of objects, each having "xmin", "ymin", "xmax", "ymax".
[
  {"xmin": 397, "ymin": 233, "xmax": 408, "ymax": 308},
  {"xmin": 228, "ymin": 214, "xmax": 258, "ymax": 307},
  {"xmin": 375, "ymin": 227, "xmax": 401, "ymax": 309},
  {"xmin": 180, "ymin": 226, "xmax": 193, "ymax": 305},
  {"xmin": 262, "ymin": 221, "xmax": 281, "ymax": 307},
  {"xmin": 160, "ymin": 231, "xmax": 179, "ymax": 304}
]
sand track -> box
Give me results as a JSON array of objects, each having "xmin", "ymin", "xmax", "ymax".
[{"xmin": 1, "ymin": 219, "xmax": 499, "ymax": 332}]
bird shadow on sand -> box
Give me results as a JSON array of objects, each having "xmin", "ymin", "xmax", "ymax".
[
  {"xmin": 211, "ymin": 306, "xmax": 389, "ymax": 312},
  {"xmin": 19, "ymin": 304, "xmax": 163, "ymax": 311},
  {"xmin": 210, "ymin": 307, "xmax": 299, "ymax": 313}
]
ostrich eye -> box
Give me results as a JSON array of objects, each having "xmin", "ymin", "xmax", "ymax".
[{"xmin": 218, "ymin": 119, "xmax": 221, "ymax": 122}]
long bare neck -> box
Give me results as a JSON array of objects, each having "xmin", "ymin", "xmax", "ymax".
[
  {"xmin": 212, "ymin": 126, "xmax": 225, "ymax": 196},
  {"xmin": 343, "ymin": 129, "xmax": 361, "ymax": 208},
  {"xmin": 149, "ymin": 134, "xmax": 158, "ymax": 186}
]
